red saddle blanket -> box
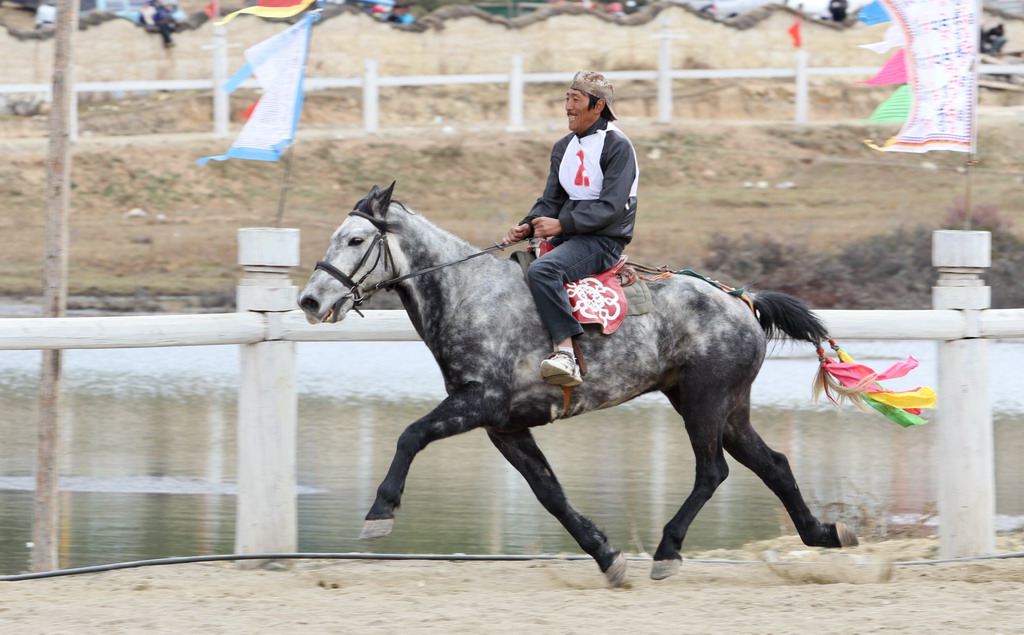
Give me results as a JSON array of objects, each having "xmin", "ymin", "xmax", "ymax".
[{"xmin": 535, "ymin": 240, "xmax": 629, "ymax": 334}]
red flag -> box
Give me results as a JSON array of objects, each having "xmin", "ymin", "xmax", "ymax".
[
  {"xmin": 242, "ymin": 97, "xmax": 260, "ymax": 122},
  {"xmin": 788, "ymin": 19, "xmax": 802, "ymax": 48},
  {"xmin": 203, "ymin": 1, "xmax": 217, "ymax": 18}
]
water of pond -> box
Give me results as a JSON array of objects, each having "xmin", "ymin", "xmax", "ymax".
[{"xmin": 1, "ymin": 339, "xmax": 1022, "ymax": 575}]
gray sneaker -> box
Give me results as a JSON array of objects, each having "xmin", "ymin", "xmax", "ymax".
[{"xmin": 540, "ymin": 351, "xmax": 582, "ymax": 387}]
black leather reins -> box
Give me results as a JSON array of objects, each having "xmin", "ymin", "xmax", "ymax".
[{"xmin": 313, "ymin": 209, "xmax": 524, "ymax": 317}]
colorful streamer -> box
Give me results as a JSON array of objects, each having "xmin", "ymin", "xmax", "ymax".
[
  {"xmin": 857, "ymin": 0, "xmax": 893, "ymax": 25},
  {"xmin": 865, "ymin": 84, "xmax": 912, "ymax": 122},
  {"xmin": 819, "ymin": 346, "xmax": 935, "ymax": 428},
  {"xmin": 858, "ymin": 50, "xmax": 907, "ymax": 86},
  {"xmin": 858, "ymin": 24, "xmax": 906, "ymax": 55}
]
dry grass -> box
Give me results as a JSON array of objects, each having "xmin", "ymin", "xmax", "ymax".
[{"xmin": 3, "ymin": 113, "xmax": 1024, "ymax": 300}]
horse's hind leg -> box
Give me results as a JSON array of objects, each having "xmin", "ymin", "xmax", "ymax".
[
  {"xmin": 650, "ymin": 388, "xmax": 732, "ymax": 580},
  {"xmin": 723, "ymin": 401, "xmax": 859, "ymax": 550},
  {"xmin": 487, "ymin": 428, "xmax": 627, "ymax": 588}
]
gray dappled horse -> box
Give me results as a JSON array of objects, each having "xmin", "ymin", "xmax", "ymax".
[{"xmin": 298, "ymin": 184, "xmax": 858, "ymax": 587}]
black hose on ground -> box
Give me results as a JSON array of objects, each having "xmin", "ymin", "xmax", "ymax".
[{"xmin": 3, "ymin": 550, "xmax": 1023, "ymax": 582}]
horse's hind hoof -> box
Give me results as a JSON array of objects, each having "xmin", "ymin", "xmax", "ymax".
[
  {"xmin": 835, "ymin": 522, "xmax": 859, "ymax": 548},
  {"xmin": 604, "ymin": 552, "xmax": 628, "ymax": 588},
  {"xmin": 360, "ymin": 518, "xmax": 394, "ymax": 541},
  {"xmin": 650, "ymin": 558, "xmax": 681, "ymax": 580}
]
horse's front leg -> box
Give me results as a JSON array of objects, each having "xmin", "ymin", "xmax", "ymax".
[
  {"xmin": 487, "ymin": 428, "xmax": 628, "ymax": 588},
  {"xmin": 361, "ymin": 383, "xmax": 504, "ymax": 540}
]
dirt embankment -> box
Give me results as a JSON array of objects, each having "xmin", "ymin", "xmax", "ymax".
[{"xmin": 3, "ymin": 87, "xmax": 1024, "ymax": 313}]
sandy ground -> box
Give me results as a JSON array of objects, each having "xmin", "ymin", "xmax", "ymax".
[{"xmin": 3, "ymin": 537, "xmax": 1024, "ymax": 633}]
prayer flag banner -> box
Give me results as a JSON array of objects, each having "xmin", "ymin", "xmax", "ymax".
[
  {"xmin": 198, "ymin": 13, "xmax": 317, "ymax": 165},
  {"xmin": 873, "ymin": 0, "xmax": 979, "ymax": 153},
  {"xmin": 215, "ymin": 0, "xmax": 315, "ymax": 25}
]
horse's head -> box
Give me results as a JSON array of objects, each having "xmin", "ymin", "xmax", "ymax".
[{"xmin": 298, "ymin": 182, "xmax": 400, "ymax": 324}]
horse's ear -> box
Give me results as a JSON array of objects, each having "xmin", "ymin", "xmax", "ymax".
[{"xmin": 369, "ymin": 181, "xmax": 396, "ymax": 220}]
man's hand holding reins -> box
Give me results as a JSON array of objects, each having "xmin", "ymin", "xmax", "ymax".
[
  {"xmin": 502, "ymin": 223, "xmax": 532, "ymax": 245},
  {"xmin": 531, "ymin": 217, "xmax": 562, "ymax": 240}
]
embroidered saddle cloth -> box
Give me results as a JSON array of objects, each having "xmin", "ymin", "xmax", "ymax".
[{"xmin": 510, "ymin": 240, "xmax": 652, "ymax": 335}]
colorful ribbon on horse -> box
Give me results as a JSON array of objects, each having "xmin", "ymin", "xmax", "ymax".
[{"xmin": 819, "ymin": 345, "xmax": 935, "ymax": 427}]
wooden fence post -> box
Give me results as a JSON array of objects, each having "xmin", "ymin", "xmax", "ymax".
[
  {"xmin": 235, "ymin": 227, "xmax": 300, "ymax": 566},
  {"xmin": 33, "ymin": 0, "xmax": 79, "ymax": 574},
  {"xmin": 932, "ymin": 229, "xmax": 994, "ymax": 558}
]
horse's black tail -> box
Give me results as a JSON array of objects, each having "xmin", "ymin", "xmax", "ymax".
[{"xmin": 749, "ymin": 290, "xmax": 828, "ymax": 345}]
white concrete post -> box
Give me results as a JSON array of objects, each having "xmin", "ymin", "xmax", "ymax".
[
  {"xmin": 795, "ymin": 49, "xmax": 809, "ymax": 125},
  {"xmin": 657, "ymin": 17, "xmax": 673, "ymax": 124},
  {"xmin": 932, "ymin": 229, "xmax": 994, "ymax": 559},
  {"xmin": 507, "ymin": 56, "xmax": 526, "ymax": 133},
  {"xmin": 235, "ymin": 227, "xmax": 301, "ymax": 565},
  {"xmin": 363, "ymin": 59, "xmax": 380, "ymax": 135}
]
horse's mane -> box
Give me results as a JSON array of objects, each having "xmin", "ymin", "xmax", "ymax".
[{"xmin": 389, "ymin": 201, "xmax": 484, "ymax": 255}]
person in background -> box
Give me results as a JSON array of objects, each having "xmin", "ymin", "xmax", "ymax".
[
  {"xmin": 982, "ymin": 24, "xmax": 1007, "ymax": 55},
  {"xmin": 35, "ymin": 0, "xmax": 57, "ymax": 29},
  {"xmin": 141, "ymin": 0, "xmax": 177, "ymax": 48},
  {"xmin": 605, "ymin": 2, "xmax": 626, "ymax": 17},
  {"xmin": 387, "ymin": 2, "xmax": 415, "ymax": 24},
  {"xmin": 154, "ymin": 1, "xmax": 178, "ymax": 48},
  {"xmin": 828, "ymin": 0, "xmax": 847, "ymax": 22}
]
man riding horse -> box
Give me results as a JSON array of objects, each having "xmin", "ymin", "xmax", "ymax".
[{"xmin": 502, "ymin": 71, "xmax": 639, "ymax": 388}]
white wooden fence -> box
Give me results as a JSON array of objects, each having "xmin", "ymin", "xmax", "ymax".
[
  {"xmin": 2, "ymin": 228, "xmax": 1023, "ymax": 564},
  {"xmin": 3, "ymin": 45, "xmax": 1024, "ymax": 137}
]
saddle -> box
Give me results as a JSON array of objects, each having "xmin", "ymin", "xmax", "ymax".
[{"xmin": 510, "ymin": 239, "xmax": 653, "ymax": 334}]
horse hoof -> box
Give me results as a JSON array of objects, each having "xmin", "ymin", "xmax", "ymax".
[
  {"xmin": 650, "ymin": 558, "xmax": 681, "ymax": 580},
  {"xmin": 604, "ymin": 552, "xmax": 628, "ymax": 587},
  {"xmin": 835, "ymin": 522, "xmax": 859, "ymax": 548},
  {"xmin": 360, "ymin": 518, "xmax": 394, "ymax": 541}
]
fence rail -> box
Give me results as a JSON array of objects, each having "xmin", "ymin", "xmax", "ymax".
[
  {"xmin": 4, "ymin": 56, "xmax": 1024, "ymax": 137},
  {"xmin": 3, "ymin": 307, "xmax": 1024, "ymax": 350}
]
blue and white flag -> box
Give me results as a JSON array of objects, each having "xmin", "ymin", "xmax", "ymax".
[{"xmin": 198, "ymin": 12, "xmax": 318, "ymax": 165}]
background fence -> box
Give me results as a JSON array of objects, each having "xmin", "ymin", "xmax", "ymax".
[{"xmin": 3, "ymin": 52, "xmax": 1024, "ymax": 138}]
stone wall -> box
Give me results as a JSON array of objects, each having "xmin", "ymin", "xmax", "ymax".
[{"xmin": 5, "ymin": 3, "xmax": 1020, "ymax": 85}]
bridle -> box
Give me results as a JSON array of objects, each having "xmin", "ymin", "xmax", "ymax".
[
  {"xmin": 313, "ymin": 208, "xmax": 524, "ymax": 318},
  {"xmin": 314, "ymin": 210, "xmax": 395, "ymax": 317}
]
